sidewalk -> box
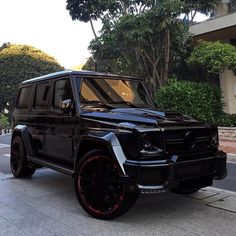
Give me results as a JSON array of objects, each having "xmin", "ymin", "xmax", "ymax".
[
  {"xmin": 220, "ymin": 141, "xmax": 236, "ymax": 155},
  {"xmin": 0, "ymin": 168, "xmax": 235, "ymax": 236}
]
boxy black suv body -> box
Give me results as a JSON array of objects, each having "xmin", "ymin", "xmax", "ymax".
[{"xmin": 11, "ymin": 71, "xmax": 227, "ymax": 219}]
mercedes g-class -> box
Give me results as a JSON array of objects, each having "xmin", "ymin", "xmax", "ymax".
[{"xmin": 11, "ymin": 71, "xmax": 227, "ymax": 220}]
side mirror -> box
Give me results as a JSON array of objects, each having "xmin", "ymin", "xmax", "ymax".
[{"xmin": 60, "ymin": 99, "xmax": 73, "ymax": 110}]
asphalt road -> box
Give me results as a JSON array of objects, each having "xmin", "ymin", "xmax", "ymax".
[
  {"xmin": 0, "ymin": 134, "xmax": 235, "ymax": 192},
  {"xmin": 0, "ymin": 133, "xmax": 11, "ymax": 144}
]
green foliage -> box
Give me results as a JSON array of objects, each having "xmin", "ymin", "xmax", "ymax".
[
  {"xmin": 67, "ymin": 0, "xmax": 222, "ymax": 97},
  {"xmin": 0, "ymin": 44, "xmax": 63, "ymax": 112},
  {"xmin": 156, "ymin": 79, "xmax": 225, "ymax": 125},
  {"xmin": 216, "ymin": 113, "xmax": 236, "ymax": 127},
  {"xmin": 88, "ymin": 0, "xmax": 191, "ymax": 96},
  {"xmin": 0, "ymin": 114, "xmax": 9, "ymax": 128},
  {"xmin": 187, "ymin": 40, "xmax": 236, "ymax": 75},
  {"xmin": 183, "ymin": 0, "xmax": 221, "ymax": 16}
]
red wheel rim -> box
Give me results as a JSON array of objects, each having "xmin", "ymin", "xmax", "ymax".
[{"xmin": 78, "ymin": 156, "xmax": 124, "ymax": 215}]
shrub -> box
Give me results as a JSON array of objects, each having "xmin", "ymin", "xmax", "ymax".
[
  {"xmin": 187, "ymin": 40, "xmax": 236, "ymax": 75},
  {"xmin": 216, "ymin": 113, "xmax": 236, "ymax": 127},
  {"xmin": 0, "ymin": 114, "xmax": 10, "ymax": 128},
  {"xmin": 156, "ymin": 79, "xmax": 225, "ymax": 125}
]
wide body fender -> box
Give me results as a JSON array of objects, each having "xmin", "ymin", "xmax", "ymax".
[
  {"xmin": 75, "ymin": 132, "xmax": 127, "ymax": 175},
  {"xmin": 12, "ymin": 125, "xmax": 34, "ymax": 156}
]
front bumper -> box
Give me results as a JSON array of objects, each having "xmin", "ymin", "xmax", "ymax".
[{"xmin": 123, "ymin": 151, "xmax": 227, "ymax": 194}]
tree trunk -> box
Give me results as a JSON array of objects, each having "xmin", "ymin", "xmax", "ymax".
[
  {"xmin": 89, "ymin": 18, "xmax": 97, "ymax": 39},
  {"xmin": 162, "ymin": 29, "xmax": 170, "ymax": 86}
]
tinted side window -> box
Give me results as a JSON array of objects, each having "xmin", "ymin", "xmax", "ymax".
[
  {"xmin": 34, "ymin": 82, "xmax": 50, "ymax": 110},
  {"xmin": 16, "ymin": 86, "xmax": 32, "ymax": 109},
  {"xmin": 53, "ymin": 79, "xmax": 74, "ymax": 109}
]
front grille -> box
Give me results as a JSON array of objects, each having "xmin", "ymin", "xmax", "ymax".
[{"xmin": 163, "ymin": 127, "xmax": 211, "ymax": 154}]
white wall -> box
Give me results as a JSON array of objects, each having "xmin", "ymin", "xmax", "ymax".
[{"xmin": 220, "ymin": 70, "xmax": 236, "ymax": 114}]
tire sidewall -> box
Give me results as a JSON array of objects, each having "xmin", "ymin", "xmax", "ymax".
[
  {"xmin": 10, "ymin": 136, "xmax": 35, "ymax": 177},
  {"xmin": 74, "ymin": 149, "xmax": 138, "ymax": 220},
  {"xmin": 10, "ymin": 136, "xmax": 25, "ymax": 177}
]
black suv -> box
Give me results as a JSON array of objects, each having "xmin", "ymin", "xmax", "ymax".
[{"xmin": 11, "ymin": 71, "xmax": 227, "ymax": 220}]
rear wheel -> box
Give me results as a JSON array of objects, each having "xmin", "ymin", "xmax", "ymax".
[
  {"xmin": 10, "ymin": 136, "xmax": 36, "ymax": 177},
  {"xmin": 74, "ymin": 149, "xmax": 138, "ymax": 220}
]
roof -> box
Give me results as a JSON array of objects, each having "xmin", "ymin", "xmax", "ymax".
[{"xmin": 21, "ymin": 70, "xmax": 138, "ymax": 85}]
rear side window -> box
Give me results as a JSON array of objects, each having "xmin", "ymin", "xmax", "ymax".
[
  {"xmin": 34, "ymin": 82, "xmax": 50, "ymax": 110},
  {"xmin": 16, "ymin": 86, "xmax": 32, "ymax": 109}
]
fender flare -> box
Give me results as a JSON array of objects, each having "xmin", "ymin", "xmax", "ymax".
[
  {"xmin": 12, "ymin": 125, "xmax": 34, "ymax": 156},
  {"xmin": 75, "ymin": 132, "xmax": 127, "ymax": 175}
]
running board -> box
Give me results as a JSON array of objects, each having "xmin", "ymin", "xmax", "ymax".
[{"xmin": 28, "ymin": 156, "xmax": 74, "ymax": 176}]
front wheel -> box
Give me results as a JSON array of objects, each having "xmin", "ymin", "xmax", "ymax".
[{"xmin": 74, "ymin": 149, "xmax": 139, "ymax": 220}]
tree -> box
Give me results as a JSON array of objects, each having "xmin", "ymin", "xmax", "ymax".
[
  {"xmin": 67, "ymin": 0, "xmax": 221, "ymax": 98},
  {"xmin": 0, "ymin": 44, "xmax": 63, "ymax": 113},
  {"xmin": 89, "ymin": 1, "xmax": 189, "ymax": 97},
  {"xmin": 187, "ymin": 40, "xmax": 236, "ymax": 83},
  {"xmin": 182, "ymin": 0, "xmax": 221, "ymax": 24}
]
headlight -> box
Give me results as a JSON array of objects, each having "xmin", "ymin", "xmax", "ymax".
[
  {"xmin": 140, "ymin": 132, "xmax": 162, "ymax": 152},
  {"xmin": 141, "ymin": 133, "xmax": 154, "ymax": 150}
]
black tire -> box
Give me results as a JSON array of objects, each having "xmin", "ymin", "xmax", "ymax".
[
  {"xmin": 10, "ymin": 136, "xmax": 36, "ymax": 178},
  {"xmin": 171, "ymin": 187, "xmax": 201, "ymax": 194},
  {"xmin": 74, "ymin": 149, "xmax": 139, "ymax": 220}
]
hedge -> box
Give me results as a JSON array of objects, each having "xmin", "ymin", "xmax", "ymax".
[
  {"xmin": 0, "ymin": 114, "xmax": 10, "ymax": 128},
  {"xmin": 155, "ymin": 79, "xmax": 233, "ymax": 126}
]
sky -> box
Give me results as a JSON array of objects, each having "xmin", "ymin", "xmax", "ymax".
[
  {"xmin": 0, "ymin": 0, "xmax": 207, "ymax": 69},
  {"xmin": 0, "ymin": 0, "xmax": 101, "ymax": 69}
]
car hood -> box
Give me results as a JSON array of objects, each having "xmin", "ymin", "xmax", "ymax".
[{"xmin": 80, "ymin": 108, "xmax": 205, "ymax": 128}]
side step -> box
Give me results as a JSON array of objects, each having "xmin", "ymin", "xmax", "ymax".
[{"xmin": 28, "ymin": 156, "xmax": 74, "ymax": 176}]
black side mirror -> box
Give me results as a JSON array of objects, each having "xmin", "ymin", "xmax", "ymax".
[{"xmin": 60, "ymin": 99, "xmax": 73, "ymax": 110}]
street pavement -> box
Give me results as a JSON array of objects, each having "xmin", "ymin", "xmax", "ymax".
[{"xmin": 0, "ymin": 134, "xmax": 236, "ymax": 235}]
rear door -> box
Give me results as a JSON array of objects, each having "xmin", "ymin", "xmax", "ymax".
[
  {"xmin": 45, "ymin": 77, "xmax": 76, "ymax": 160},
  {"xmin": 28, "ymin": 81, "xmax": 51, "ymax": 157}
]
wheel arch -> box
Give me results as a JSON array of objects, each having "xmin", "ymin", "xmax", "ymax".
[
  {"xmin": 74, "ymin": 132, "xmax": 127, "ymax": 176},
  {"xmin": 11, "ymin": 125, "xmax": 33, "ymax": 156}
]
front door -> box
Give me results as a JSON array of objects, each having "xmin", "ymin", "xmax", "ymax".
[{"xmin": 45, "ymin": 77, "xmax": 76, "ymax": 160}]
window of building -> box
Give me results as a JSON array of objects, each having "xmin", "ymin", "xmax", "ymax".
[{"xmin": 34, "ymin": 82, "xmax": 50, "ymax": 110}]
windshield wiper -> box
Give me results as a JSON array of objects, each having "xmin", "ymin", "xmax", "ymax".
[
  {"xmin": 111, "ymin": 101, "xmax": 140, "ymax": 108},
  {"xmin": 81, "ymin": 100, "xmax": 115, "ymax": 109}
]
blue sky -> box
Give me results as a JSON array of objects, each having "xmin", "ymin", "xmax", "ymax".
[{"xmin": 0, "ymin": 0, "xmax": 207, "ymax": 69}]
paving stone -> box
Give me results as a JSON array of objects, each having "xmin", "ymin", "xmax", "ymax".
[
  {"xmin": 186, "ymin": 189, "xmax": 219, "ymax": 200},
  {"xmin": 0, "ymin": 227, "xmax": 26, "ymax": 236},
  {"xmin": 207, "ymin": 195, "xmax": 236, "ymax": 213},
  {"xmin": 0, "ymin": 168, "xmax": 235, "ymax": 236}
]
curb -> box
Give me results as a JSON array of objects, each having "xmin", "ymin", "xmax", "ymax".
[
  {"xmin": 207, "ymin": 186, "xmax": 236, "ymax": 196},
  {"xmin": 227, "ymin": 154, "xmax": 236, "ymax": 162}
]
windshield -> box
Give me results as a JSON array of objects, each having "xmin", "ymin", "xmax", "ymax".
[{"xmin": 79, "ymin": 77, "xmax": 153, "ymax": 108}]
